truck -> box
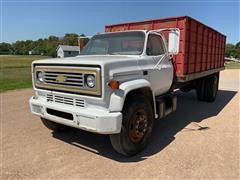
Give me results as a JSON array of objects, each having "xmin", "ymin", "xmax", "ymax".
[{"xmin": 29, "ymin": 16, "xmax": 226, "ymax": 156}]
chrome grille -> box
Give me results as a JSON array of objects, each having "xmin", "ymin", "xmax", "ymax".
[
  {"xmin": 75, "ymin": 99, "xmax": 85, "ymax": 107},
  {"xmin": 44, "ymin": 71, "xmax": 84, "ymax": 87},
  {"xmin": 55, "ymin": 95, "xmax": 74, "ymax": 105},
  {"xmin": 47, "ymin": 94, "xmax": 53, "ymax": 102},
  {"xmin": 46, "ymin": 94, "xmax": 85, "ymax": 107},
  {"xmin": 34, "ymin": 66, "xmax": 101, "ymax": 96}
]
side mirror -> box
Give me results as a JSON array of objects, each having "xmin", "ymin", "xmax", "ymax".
[{"xmin": 168, "ymin": 30, "xmax": 180, "ymax": 55}]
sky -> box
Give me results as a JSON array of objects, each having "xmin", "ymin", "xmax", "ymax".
[{"xmin": 0, "ymin": 0, "xmax": 239, "ymax": 44}]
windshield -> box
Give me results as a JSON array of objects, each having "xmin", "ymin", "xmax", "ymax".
[{"xmin": 80, "ymin": 31, "xmax": 145, "ymax": 55}]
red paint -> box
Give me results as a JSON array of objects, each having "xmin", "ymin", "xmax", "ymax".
[
  {"xmin": 79, "ymin": 38, "xmax": 84, "ymax": 50},
  {"xmin": 105, "ymin": 16, "xmax": 226, "ymax": 77}
]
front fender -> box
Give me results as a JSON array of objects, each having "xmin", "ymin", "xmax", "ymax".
[{"xmin": 109, "ymin": 79, "xmax": 156, "ymax": 115}]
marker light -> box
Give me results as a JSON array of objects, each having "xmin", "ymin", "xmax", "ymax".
[{"xmin": 108, "ymin": 80, "xmax": 120, "ymax": 90}]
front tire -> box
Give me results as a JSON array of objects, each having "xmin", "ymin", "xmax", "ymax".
[
  {"xmin": 110, "ymin": 94, "xmax": 154, "ymax": 156},
  {"xmin": 41, "ymin": 118, "xmax": 68, "ymax": 132}
]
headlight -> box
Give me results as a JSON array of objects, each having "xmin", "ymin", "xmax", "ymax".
[
  {"xmin": 36, "ymin": 71, "xmax": 44, "ymax": 82},
  {"xmin": 85, "ymin": 74, "xmax": 95, "ymax": 88}
]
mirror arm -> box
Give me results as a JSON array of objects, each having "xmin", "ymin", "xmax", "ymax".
[{"xmin": 153, "ymin": 54, "xmax": 167, "ymax": 69}]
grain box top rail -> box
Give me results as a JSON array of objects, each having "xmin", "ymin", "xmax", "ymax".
[{"xmin": 105, "ymin": 16, "xmax": 226, "ymax": 37}]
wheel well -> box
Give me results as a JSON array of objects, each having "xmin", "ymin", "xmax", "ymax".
[{"xmin": 124, "ymin": 87, "xmax": 154, "ymax": 111}]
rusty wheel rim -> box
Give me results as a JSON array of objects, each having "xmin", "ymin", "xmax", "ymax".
[{"xmin": 128, "ymin": 108, "xmax": 148, "ymax": 143}]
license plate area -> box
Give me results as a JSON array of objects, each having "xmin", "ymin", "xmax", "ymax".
[{"xmin": 46, "ymin": 108, "xmax": 74, "ymax": 120}]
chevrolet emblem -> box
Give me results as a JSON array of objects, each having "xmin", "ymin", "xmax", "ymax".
[{"xmin": 56, "ymin": 75, "xmax": 67, "ymax": 82}]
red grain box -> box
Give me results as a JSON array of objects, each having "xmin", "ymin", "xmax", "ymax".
[{"xmin": 105, "ymin": 16, "xmax": 226, "ymax": 78}]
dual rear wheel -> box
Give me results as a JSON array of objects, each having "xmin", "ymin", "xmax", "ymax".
[
  {"xmin": 196, "ymin": 72, "xmax": 219, "ymax": 102},
  {"xmin": 180, "ymin": 72, "xmax": 219, "ymax": 102}
]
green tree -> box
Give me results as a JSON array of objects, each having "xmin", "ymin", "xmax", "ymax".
[
  {"xmin": 225, "ymin": 42, "xmax": 240, "ymax": 59},
  {"xmin": 13, "ymin": 41, "xmax": 26, "ymax": 55},
  {"xmin": 236, "ymin": 41, "xmax": 240, "ymax": 48},
  {"xmin": 3, "ymin": 32, "xmax": 88, "ymax": 57},
  {"xmin": 225, "ymin": 44, "xmax": 235, "ymax": 57},
  {"xmin": 0, "ymin": 42, "xmax": 13, "ymax": 54},
  {"xmin": 63, "ymin": 33, "xmax": 79, "ymax": 46}
]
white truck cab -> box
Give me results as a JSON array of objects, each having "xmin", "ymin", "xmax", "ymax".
[{"xmin": 29, "ymin": 29, "xmax": 186, "ymax": 156}]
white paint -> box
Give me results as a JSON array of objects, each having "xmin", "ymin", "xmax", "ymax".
[{"xmin": 30, "ymin": 30, "xmax": 176, "ymax": 134}]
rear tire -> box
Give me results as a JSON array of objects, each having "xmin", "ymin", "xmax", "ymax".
[
  {"xmin": 196, "ymin": 72, "xmax": 219, "ymax": 102},
  {"xmin": 196, "ymin": 78, "xmax": 205, "ymax": 101},
  {"xmin": 110, "ymin": 94, "xmax": 154, "ymax": 156},
  {"xmin": 41, "ymin": 118, "xmax": 68, "ymax": 132},
  {"xmin": 204, "ymin": 72, "xmax": 219, "ymax": 102}
]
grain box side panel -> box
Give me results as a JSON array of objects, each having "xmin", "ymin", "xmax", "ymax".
[{"xmin": 105, "ymin": 16, "xmax": 226, "ymax": 78}]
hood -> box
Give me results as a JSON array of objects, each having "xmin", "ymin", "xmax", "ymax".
[
  {"xmin": 32, "ymin": 55, "xmax": 139, "ymax": 67},
  {"xmin": 33, "ymin": 55, "xmax": 142, "ymax": 81}
]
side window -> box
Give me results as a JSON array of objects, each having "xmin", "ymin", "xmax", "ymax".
[{"xmin": 147, "ymin": 34, "xmax": 165, "ymax": 56}]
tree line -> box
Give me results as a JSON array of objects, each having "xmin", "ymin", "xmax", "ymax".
[
  {"xmin": 0, "ymin": 33, "xmax": 88, "ymax": 57},
  {"xmin": 225, "ymin": 42, "xmax": 240, "ymax": 59}
]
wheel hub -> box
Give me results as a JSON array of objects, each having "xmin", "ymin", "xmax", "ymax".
[{"xmin": 129, "ymin": 109, "xmax": 148, "ymax": 143}]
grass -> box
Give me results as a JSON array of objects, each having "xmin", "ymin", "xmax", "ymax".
[
  {"xmin": 225, "ymin": 61, "xmax": 240, "ymax": 69},
  {"xmin": 0, "ymin": 55, "xmax": 49, "ymax": 93}
]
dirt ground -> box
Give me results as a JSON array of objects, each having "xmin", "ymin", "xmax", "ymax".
[{"xmin": 0, "ymin": 69, "xmax": 239, "ymax": 179}]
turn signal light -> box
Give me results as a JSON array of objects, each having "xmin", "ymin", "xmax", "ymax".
[{"xmin": 108, "ymin": 80, "xmax": 120, "ymax": 90}]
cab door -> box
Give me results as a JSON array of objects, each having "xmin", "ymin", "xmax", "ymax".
[{"xmin": 146, "ymin": 33, "xmax": 174, "ymax": 96}]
